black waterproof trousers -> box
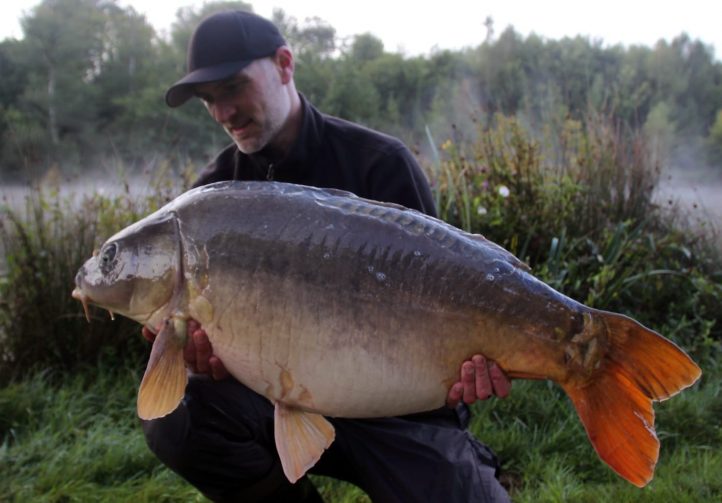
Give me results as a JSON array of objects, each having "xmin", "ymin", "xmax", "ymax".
[{"xmin": 142, "ymin": 375, "xmax": 511, "ymax": 502}]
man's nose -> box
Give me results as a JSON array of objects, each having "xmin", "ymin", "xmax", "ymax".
[{"xmin": 209, "ymin": 102, "xmax": 235, "ymax": 123}]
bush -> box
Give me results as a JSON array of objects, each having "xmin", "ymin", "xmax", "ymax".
[
  {"xmin": 0, "ymin": 172, "xmax": 183, "ymax": 382},
  {"xmin": 428, "ymin": 113, "xmax": 721, "ymax": 353}
]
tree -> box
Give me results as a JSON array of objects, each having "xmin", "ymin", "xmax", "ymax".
[
  {"xmin": 474, "ymin": 27, "xmax": 526, "ymax": 115},
  {"xmin": 0, "ymin": 39, "xmax": 40, "ymax": 173},
  {"xmin": 169, "ymin": 1, "xmax": 253, "ymax": 66},
  {"xmin": 365, "ymin": 53, "xmax": 425, "ymax": 133},
  {"xmin": 271, "ymin": 9, "xmax": 336, "ymax": 58},
  {"xmin": 317, "ymin": 34, "xmax": 386, "ymax": 126},
  {"xmin": 0, "ymin": 40, "xmax": 28, "ymax": 111},
  {"xmin": 321, "ymin": 62, "xmax": 381, "ymax": 126},
  {"xmin": 350, "ymin": 33, "xmax": 384, "ymax": 63},
  {"xmin": 643, "ymin": 101, "xmax": 676, "ymax": 165},
  {"xmin": 3, "ymin": 2, "xmax": 722, "ymax": 180},
  {"xmin": 20, "ymin": 0, "xmax": 107, "ymax": 147},
  {"xmin": 707, "ymin": 109, "xmax": 722, "ymax": 166},
  {"xmin": 273, "ymin": 9, "xmax": 336, "ymax": 109},
  {"xmin": 93, "ymin": 4, "xmax": 157, "ymax": 124}
]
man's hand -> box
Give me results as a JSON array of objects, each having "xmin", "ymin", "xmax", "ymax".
[
  {"xmin": 141, "ymin": 319, "xmax": 230, "ymax": 381},
  {"xmin": 447, "ymin": 354, "xmax": 511, "ymax": 408}
]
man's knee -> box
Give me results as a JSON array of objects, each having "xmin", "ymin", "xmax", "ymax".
[
  {"xmin": 141, "ymin": 404, "xmax": 190, "ymax": 474},
  {"xmin": 139, "ymin": 376, "xmax": 317, "ymax": 501}
]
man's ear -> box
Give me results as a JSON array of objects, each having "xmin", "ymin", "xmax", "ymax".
[{"xmin": 275, "ymin": 46, "xmax": 295, "ymax": 85}]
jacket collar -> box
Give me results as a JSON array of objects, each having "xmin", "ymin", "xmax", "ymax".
[{"xmin": 247, "ymin": 93, "xmax": 323, "ymax": 177}]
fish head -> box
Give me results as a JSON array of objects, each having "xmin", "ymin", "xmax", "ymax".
[{"xmin": 72, "ymin": 213, "xmax": 180, "ymax": 324}]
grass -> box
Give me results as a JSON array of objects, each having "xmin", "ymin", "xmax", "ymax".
[
  {"xmin": 0, "ymin": 363, "xmax": 719, "ymax": 501},
  {"xmin": 0, "ymin": 367, "xmax": 202, "ymax": 502},
  {"xmin": 468, "ymin": 363, "xmax": 721, "ymax": 501}
]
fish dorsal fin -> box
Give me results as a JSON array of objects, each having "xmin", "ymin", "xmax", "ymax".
[
  {"xmin": 274, "ymin": 403, "xmax": 335, "ymax": 483},
  {"xmin": 137, "ymin": 317, "xmax": 188, "ymax": 420}
]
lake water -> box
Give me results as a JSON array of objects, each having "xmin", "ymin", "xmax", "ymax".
[
  {"xmin": 1, "ymin": 169, "xmax": 721, "ymax": 277},
  {"xmin": 655, "ymin": 167, "xmax": 722, "ymax": 251},
  {"xmin": 0, "ymin": 176, "xmax": 176, "ymax": 276}
]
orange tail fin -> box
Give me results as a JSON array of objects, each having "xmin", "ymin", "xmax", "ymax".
[{"xmin": 562, "ymin": 311, "xmax": 701, "ymax": 487}]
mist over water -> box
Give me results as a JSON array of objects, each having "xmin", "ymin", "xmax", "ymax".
[
  {"xmin": 0, "ymin": 174, "xmax": 178, "ymax": 276},
  {"xmin": 656, "ymin": 166, "xmax": 722, "ymax": 250},
  {"xmin": 1, "ymin": 161, "xmax": 721, "ymax": 279}
]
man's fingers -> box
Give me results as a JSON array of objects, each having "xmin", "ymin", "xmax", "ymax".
[
  {"xmin": 183, "ymin": 320, "xmax": 201, "ymax": 366},
  {"xmin": 187, "ymin": 319, "xmax": 201, "ymax": 335},
  {"xmin": 473, "ymin": 354, "xmax": 493, "ymax": 400},
  {"xmin": 448, "ymin": 355, "xmax": 511, "ymax": 407},
  {"xmin": 181, "ymin": 320, "xmax": 228, "ymax": 380},
  {"xmin": 193, "ymin": 330, "xmax": 212, "ymax": 373},
  {"xmin": 489, "ymin": 362, "xmax": 511, "ymax": 398},
  {"xmin": 447, "ymin": 382, "xmax": 463, "ymax": 408},
  {"xmin": 141, "ymin": 326, "xmax": 156, "ymax": 343},
  {"xmin": 209, "ymin": 356, "xmax": 230, "ymax": 381},
  {"xmin": 183, "ymin": 330, "xmax": 197, "ymax": 367},
  {"xmin": 461, "ymin": 361, "xmax": 477, "ymax": 404}
]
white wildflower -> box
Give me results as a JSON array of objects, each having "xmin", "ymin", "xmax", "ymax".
[{"xmin": 498, "ymin": 185, "xmax": 510, "ymax": 198}]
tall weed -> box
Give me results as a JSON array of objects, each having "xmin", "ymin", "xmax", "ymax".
[
  {"xmin": 429, "ymin": 113, "xmax": 722, "ymax": 352},
  {"xmin": 0, "ymin": 172, "xmax": 183, "ymax": 382}
]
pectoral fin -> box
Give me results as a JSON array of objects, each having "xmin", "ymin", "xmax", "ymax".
[
  {"xmin": 274, "ymin": 403, "xmax": 335, "ymax": 483},
  {"xmin": 137, "ymin": 317, "xmax": 188, "ymax": 420}
]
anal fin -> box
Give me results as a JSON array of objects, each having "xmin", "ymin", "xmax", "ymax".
[
  {"xmin": 137, "ymin": 317, "xmax": 188, "ymax": 420},
  {"xmin": 274, "ymin": 403, "xmax": 335, "ymax": 483}
]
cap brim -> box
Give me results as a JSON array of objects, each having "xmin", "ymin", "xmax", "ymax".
[{"xmin": 165, "ymin": 59, "xmax": 254, "ymax": 107}]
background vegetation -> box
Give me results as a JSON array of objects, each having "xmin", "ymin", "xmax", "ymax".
[
  {"xmin": 1, "ymin": 0, "xmax": 722, "ymax": 181},
  {"xmin": 2, "ymin": 114, "xmax": 720, "ymax": 501},
  {"xmin": 1, "ymin": 0, "xmax": 721, "ymax": 501}
]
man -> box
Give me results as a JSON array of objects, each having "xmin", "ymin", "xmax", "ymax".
[{"xmin": 143, "ymin": 10, "xmax": 512, "ymax": 502}]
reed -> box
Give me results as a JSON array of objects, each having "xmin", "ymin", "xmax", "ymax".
[
  {"xmin": 428, "ymin": 113, "xmax": 721, "ymax": 352},
  {"xmin": 0, "ymin": 172, "xmax": 181, "ymax": 381}
]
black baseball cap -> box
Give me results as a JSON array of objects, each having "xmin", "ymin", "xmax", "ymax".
[{"xmin": 165, "ymin": 10, "xmax": 286, "ymax": 107}]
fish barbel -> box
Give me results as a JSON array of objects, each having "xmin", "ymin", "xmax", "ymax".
[{"xmin": 72, "ymin": 181, "xmax": 701, "ymax": 486}]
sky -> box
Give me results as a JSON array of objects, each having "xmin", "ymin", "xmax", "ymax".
[{"xmin": 1, "ymin": 0, "xmax": 721, "ymax": 60}]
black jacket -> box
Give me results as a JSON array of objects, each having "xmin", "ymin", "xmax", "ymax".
[{"xmin": 193, "ymin": 94, "xmax": 437, "ymax": 217}]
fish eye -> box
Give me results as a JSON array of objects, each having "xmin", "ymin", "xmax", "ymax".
[{"xmin": 100, "ymin": 242, "xmax": 118, "ymax": 273}]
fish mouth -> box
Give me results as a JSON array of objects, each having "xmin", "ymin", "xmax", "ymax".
[{"xmin": 72, "ymin": 287, "xmax": 92, "ymax": 323}]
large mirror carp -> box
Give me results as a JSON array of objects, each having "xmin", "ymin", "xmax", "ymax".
[{"xmin": 73, "ymin": 181, "xmax": 701, "ymax": 486}]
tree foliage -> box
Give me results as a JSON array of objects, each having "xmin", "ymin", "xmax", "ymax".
[{"xmin": 1, "ymin": 0, "xmax": 721, "ymax": 179}]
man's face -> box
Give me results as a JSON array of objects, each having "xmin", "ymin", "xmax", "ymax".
[{"xmin": 195, "ymin": 57, "xmax": 291, "ymax": 154}]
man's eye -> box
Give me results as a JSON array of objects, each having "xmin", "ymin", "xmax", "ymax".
[
  {"xmin": 224, "ymin": 80, "xmax": 246, "ymax": 93},
  {"xmin": 198, "ymin": 94, "xmax": 213, "ymax": 103}
]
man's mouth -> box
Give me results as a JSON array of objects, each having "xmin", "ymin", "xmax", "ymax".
[{"xmin": 229, "ymin": 119, "xmax": 253, "ymax": 136}]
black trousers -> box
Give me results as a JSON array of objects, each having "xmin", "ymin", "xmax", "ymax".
[{"xmin": 142, "ymin": 375, "xmax": 510, "ymax": 502}]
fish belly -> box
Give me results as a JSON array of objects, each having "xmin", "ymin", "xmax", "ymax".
[
  {"xmin": 203, "ymin": 275, "xmax": 480, "ymax": 418},
  {"xmin": 179, "ymin": 183, "xmax": 575, "ymax": 418}
]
